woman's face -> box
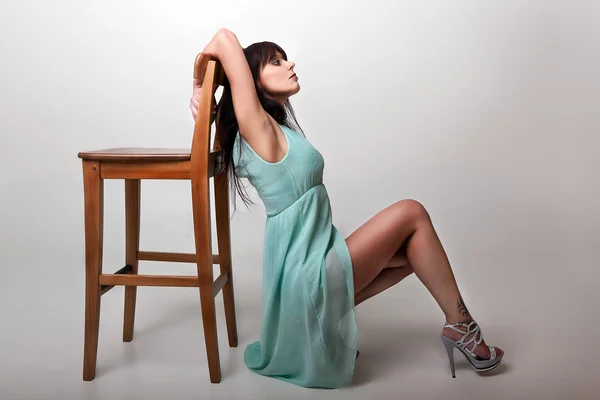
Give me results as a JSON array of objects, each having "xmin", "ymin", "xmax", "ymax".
[{"xmin": 258, "ymin": 52, "xmax": 300, "ymax": 105}]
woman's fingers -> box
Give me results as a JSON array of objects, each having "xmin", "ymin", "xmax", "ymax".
[
  {"xmin": 190, "ymin": 102, "xmax": 198, "ymax": 120},
  {"xmin": 189, "ymin": 92, "xmax": 218, "ymax": 120}
]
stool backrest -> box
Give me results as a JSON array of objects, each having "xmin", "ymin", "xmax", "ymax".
[{"xmin": 191, "ymin": 53, "xmax": 225, "ymax": 179}]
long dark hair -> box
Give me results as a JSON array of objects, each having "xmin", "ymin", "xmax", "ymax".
[{"xmin": 215, "ymin": 41, "xmax": 304, "ymax": 214}]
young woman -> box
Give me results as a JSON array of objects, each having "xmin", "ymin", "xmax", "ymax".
[{"xmin": 189, "ymin": 28, "xmax": 504, "ymax": 389}]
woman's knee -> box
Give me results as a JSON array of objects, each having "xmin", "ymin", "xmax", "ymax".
[{"xmin": 394, "ymin": 199, "xmax": 431, "ymax": 226}]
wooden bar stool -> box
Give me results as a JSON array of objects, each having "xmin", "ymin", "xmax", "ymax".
[{"xmin": 78, "ymin": 54, "xmax": 237, "ymax": 383}]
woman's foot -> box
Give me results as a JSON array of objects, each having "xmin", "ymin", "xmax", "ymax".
[{"xmin": 441, "ymin": 320, "xmax": 503, "ymax": 361}]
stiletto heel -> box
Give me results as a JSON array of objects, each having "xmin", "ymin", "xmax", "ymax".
[
  {"xmin": 440, "ymin": 320, "xmax": 503, "ymax": 377},
  {"xmin": 440, "ymin": 335, "xmax": 457, "ymax": 378}
]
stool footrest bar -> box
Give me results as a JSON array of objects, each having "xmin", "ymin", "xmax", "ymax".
[
  {"xmin": 100, "ymin": 265, "xmax": 133, "ymax": 295},
  {"xmin": 99, "ymin": 274, "xmax": 200, "ymax": 288},
  {"xmin": 137, "ymin": 251, "xmax": 220, "ymax": 264}
]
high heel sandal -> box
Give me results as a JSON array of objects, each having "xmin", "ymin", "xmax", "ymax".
[{"xmin": 440, "ymin": 320, "xmax": 503, "ymax": 378}]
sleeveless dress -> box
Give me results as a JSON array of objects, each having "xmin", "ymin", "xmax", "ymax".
[{"xmin": 232, "ymin": 123, "xmax": 359, "ymax": 389}]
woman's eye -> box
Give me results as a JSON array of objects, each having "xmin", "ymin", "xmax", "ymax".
[{"xmin": 273, "ymin": 59, "xmax": 279, "ymax": 65}]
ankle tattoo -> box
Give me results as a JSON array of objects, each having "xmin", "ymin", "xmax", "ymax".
[{"xmin": 457, "ymin": 297, "xmax": 472, "ymax": 323}]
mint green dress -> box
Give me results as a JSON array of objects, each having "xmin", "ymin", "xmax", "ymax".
[{"xmin": 233, "ymin": 124, "xmax": 359, "ymax": 389}]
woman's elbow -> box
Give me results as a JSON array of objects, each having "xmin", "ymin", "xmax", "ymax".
[{"xmin": 216, "ymin": 28, "xmax": 236, "ymax": 40}]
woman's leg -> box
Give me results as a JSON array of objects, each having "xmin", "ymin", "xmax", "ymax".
[
  {"xmin": 345, "ymin": 199, "xmax": 503, "ymax": 359},
  {"xmin": 354, "ymin": 244, "xmax": 414, "ymax": 306},
  {"xmin": 354, "ymin": 265, "xmax": 414, "ymax": 306}
]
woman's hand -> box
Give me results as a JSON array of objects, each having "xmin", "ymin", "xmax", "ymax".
[
  {"xmin": 190, "ymin": 29, "xmax": 231, "ymax": 120},
  {"xmin": 189, "ymin": 78, "xmax": 217, "ymax": 121}
]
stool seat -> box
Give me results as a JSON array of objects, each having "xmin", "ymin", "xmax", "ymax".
[{"xmin": 78, "ymin": 147, "xmax": 191, "ymax": 162}]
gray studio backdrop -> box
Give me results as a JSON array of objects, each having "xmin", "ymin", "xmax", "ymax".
[{"xmin": 1, "ymin": 1, "xmax": 598, "ymax": 399}]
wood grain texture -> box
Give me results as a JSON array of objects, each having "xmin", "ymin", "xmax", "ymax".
[
  {"xmin": 82, "ymin": 160, "xmax": 103, "ymax": 381},
  {"xmin": 78, "ymin": 148, "xmax": 190, "ymax": 162},
  {"xmin": 99, "ymin": 274, "xmax": 200, "ymax": 287},
  {"xmin": 194, "ymin": 52, "xmax": 225, "ymax": 86},
  {"xmin": 100, "ymin": 161, "xmax": 191, "ymax": 180},
  {"xmin": 80, "ymin": 55, "xmax": 237, "ymax": 384},
  {"xmin": 214, "ymin": 122, "xmax": 239, "ymax": 348},
  {"xmin": 137, "ymin": 251, "xmax": 220, "ymax": 264},
  {"xmin": 190, "ymin": 59, "xmax": 222, "ymax": 383},
  {"xmin": 123, "ymin": 179, "xmax": 140, "ymax": 342}
]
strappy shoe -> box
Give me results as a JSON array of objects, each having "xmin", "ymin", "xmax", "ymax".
[{"xmin": 440, "ymin": 320, "xmax": 503, "ymax": 378}]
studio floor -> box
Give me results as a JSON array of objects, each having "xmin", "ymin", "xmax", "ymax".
[{"xmin": 2, "ymin": 252, "xmax": 597, "ymax": 400}]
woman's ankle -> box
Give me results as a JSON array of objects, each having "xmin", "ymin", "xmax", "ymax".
[
  {"xmin": 443, "ymin": 296, "xmax": 475, "ymax": 325},
  {"xmin": 445, "ymin": 314, "xmax": 474, "ymax": 325}
]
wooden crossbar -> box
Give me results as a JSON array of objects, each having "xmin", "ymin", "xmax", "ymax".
[
  {"xmin": 137, "ymin": 251, "xmax": 221, "ymax": 264},
  {"xmin": 98, "ymin": 272, "xmax": 229, "ymax": 297}
]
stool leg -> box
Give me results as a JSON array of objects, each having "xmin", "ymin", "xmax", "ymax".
[
  {"xmin": 191, "ymin": 178, "xmax": 221, "ymax": 383},
  {"xmin": 198, "ymin": 269, "xmax": 220, "ymax": 383},
  {"xmin": 214, "ymin": 172, "xmax": 238, "ymax": 347},
  {"xmin": 123, "ymin": 179, "xmax": 141, "ymax": 342},
  {"xmin": 82, "ymin": 160, "xmax": 104, "ymax": 381}
]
